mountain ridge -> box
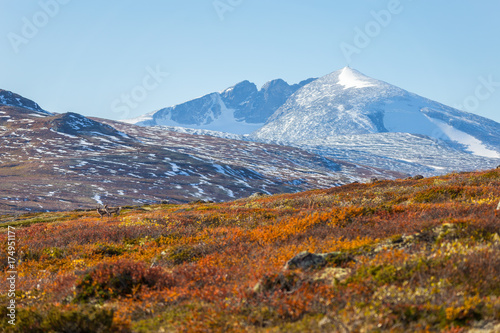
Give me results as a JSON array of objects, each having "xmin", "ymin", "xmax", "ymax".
[{"xmin": 124, "ymin": 77, "xmax": 316, "ymax": 134}]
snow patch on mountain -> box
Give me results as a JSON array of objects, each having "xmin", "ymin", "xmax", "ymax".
[
  {"xmin": 425, "ymin": 116, "xmax": 500, "ymax": 158},
  {"xmin": 338, "ymin": 67, "xmax": 375, "ymax": 89}
]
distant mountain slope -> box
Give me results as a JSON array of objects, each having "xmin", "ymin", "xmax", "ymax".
[
  {"xmin": 0, "ymin": 89, "xmax": 50, "ymax": 115},
  {"xmin": 0, "ymin": 91, "xmax": 402, "ymax": 214},
  {"xmin": 252, "ymin": 67, "xmax": 500, "ymax": 159},
  {"xmin": 124, "ymin": 78, "xmax": 315, "ymax": 134},
  {"xmin": 296, "ymin": 132, "xmax": 500, "ymax": 177}
]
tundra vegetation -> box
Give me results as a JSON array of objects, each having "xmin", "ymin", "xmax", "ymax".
[{"xmin": 1, "ymin": 168, "xmax": 500, "ymax": 332}]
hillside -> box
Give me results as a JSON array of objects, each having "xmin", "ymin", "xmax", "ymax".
[
  {"xmin": 1, "ymin": 94, "xmax": 404, "ymax": 215},
  {"xmin": 1, "ymin": 168, "xmax": 500, "ymax": 332}
]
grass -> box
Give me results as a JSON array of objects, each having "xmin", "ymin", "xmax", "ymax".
[{"xmin": 1, "ymin": 168, "xmax": 500, "ymax": 332}]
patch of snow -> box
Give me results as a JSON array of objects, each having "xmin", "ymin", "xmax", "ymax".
[
  {"xmin": 426, "ymin": 116, "xmax": 500, "ymax": 158},
  {"xmin": 93, "ymin": 194, "xmax": 103, "ymax": 205},
  {"xmin": 338, "ymin": 67, "xmax": 375, "ymax": 90}
]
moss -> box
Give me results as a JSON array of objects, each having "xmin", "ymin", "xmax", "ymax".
[
  {"xmin": 42, "ymin": 247, "xmax": 66, "ymax": 259},
  {"xmin": 166, "ymin": 244, "xmax": 204, "ymax": 265},
  {"xmin": 324, "ymin": 252, "xmax": 355, "ymax": 267},
  {"xmin": 0, "ymin": 305, "xmax": 117, "ymax": 333},
  {"xmin": 413, "ymin": 186, "xmax": 465, "ymax": 203}
]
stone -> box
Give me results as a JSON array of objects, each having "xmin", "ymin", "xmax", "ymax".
[
  {"xmin": 285, "ymin": 251, "xmax": 354, "ymax": 270},
  {"xmin": 285, "ymin": 251, "xmax": 326, "ymax": 270},
  {"xmin": 315, "ymin": 267, "xmax": 352, "ymax": 285},
  {"xmin": 497, "ymin": 200, "xmax": 500, "ymax": 211},
  {"xmin": 369, "ymin": 177, "xmax": 379, "ymax": 184},
  {"xmin": 413, "ymin": 175, "xmax": 424, "ymax": 180}
]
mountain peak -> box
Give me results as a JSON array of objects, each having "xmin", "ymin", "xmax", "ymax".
[
  {"xmin": 336, "ymin": 67, "xmax": 375, "ymax": 90},
  {"xmin": 0, "ymin": 89, "xmax": 50, "ymax": 114},
  {"xmin": 50, "ymin": 112, "xmax": 130, "ymax": 139},
  {"xmin": 252, "ymin": 68, "xmax": 500, "ymax": 159}
]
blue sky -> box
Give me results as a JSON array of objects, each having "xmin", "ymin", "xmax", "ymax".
[{"xmin": 1, "ymin": 0, "xmax": 499, "ymax": 122}]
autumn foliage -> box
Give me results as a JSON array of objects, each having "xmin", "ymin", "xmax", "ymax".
[{"xmin": 1, "ymin": 169, "xmax": 500, "ymax": 332}]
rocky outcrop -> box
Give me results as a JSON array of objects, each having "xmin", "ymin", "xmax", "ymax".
[{"xmin": 284, "ymin": 251, "xmax": 354, "ymax": 271}]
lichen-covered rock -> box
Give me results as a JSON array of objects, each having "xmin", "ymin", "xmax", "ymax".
[{"xmin": 315, "ymin": 267, "xmax": 352, "ymax": 285}]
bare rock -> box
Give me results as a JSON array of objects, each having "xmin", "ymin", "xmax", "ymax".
[
  {"xmin": 285, "ymin": 251, "xmax": 326, "ymax": 270},
  {"xmin": 315, "ymin": 267, "xmax": 352, "ymax": 285},
  {"xmin": 285, "ymin": 251, "xmax": 354, "ymax": 270}
]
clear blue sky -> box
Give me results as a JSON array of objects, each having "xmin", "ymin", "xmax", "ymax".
[{"xmin": 1, "ymin": 0, "xmax": 499, "ymax": 122}]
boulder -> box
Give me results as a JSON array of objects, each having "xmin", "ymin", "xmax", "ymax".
[
  {"xmin": 413, "ymin": 175, "xmax": 424, "ymax": 180},
  {"xmin": 314, "ymin": 267, "xmax": 351, "ymax": 285},
  {"xmin": 284, "ymin": 251, "xmax": 354, "ymax": 270},
  {"xmin": 285, "ymin": 252, "xmax": 326, "ymax": 270}
]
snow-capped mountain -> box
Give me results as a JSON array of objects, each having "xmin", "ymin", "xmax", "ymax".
[
  {"xmin": 124, "ymin": 78, "xmax": 315, "ymax": 134},
  {"xmin": 1, "ymin": 90, "xmax": 403, "ymax": 214},
  {"xmin": 252, "ymin": 67, "xmax": 500, "ymax": 159}
]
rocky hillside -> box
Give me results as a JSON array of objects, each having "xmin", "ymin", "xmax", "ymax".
[
  {"xmin": 1, "ymin": 168, "xmax": 500, "ymax": 332},
  {"xmin": 0, "ymin": 91, "xmax": 402, "ymax": 215}
]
